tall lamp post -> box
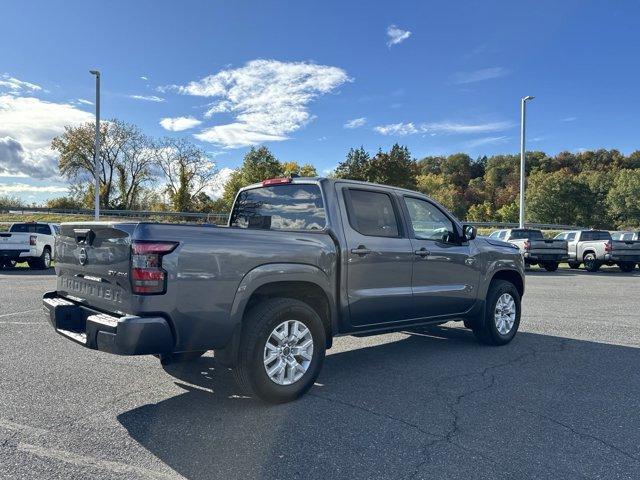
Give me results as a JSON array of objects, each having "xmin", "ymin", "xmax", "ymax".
[
  {"xmin": 519, "ymin": 95, "xmax": 534, "ymax": 228},
  {"xmin": 89, "ymin": 70, "xmax": 101, "ymax": 220}
]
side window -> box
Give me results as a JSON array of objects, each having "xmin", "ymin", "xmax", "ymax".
[
  {"xmin": 36, "ymin": 224, "xmax": 52, "ymax": 235},
  {"xmin": 345, "ymin": 189, "xmax": 399, "ymax": 238},
  {"xmin": 498, "ymin": 231, "xmax": 507, "ymax": 239},
  {"xmin": 403, "ymin": 197, "xmax": 455, "ymax": 242},
  {"xmin": 567, "ymin": 233, "xmax": 576, "ymax": 241},
  {"xmin": 581, "ymin": 232, "xmax": 593, "ymax": 241}
]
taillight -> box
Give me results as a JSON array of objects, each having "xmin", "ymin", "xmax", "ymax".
[
  {"xmin": 604, "ymin": 240, "xmax": 612, "ymax": 253},
  {"xmin": 131, "ymin": 241, "xmax": 178, "ymax": 295},
  {"xmin": 262, "ymin": 177, "xmax": 292, "ymax": 186},
  {"xmin": 524, "ymin": 240, "xmax": 531, "ymax": 251},
  {"xmin": 30, "ymin": 235, "xmax": 37, "ymax": 246}
]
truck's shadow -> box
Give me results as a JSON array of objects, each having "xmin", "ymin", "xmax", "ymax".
[
  {"xmin": 117, "ymin": 326, "xmax": 640, "ymax": 480},
  {"xmin": 0, "ymin": 266, "xmax": 56, "ymax": 276}
]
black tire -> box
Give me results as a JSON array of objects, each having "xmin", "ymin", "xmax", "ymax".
[
  {"xmin": 542, "ymin": 261, "xmax": 559, "ymax": 272},
  {"xmin": 618, "ymin": 262, "xmax": 635, "ymax": 273},
  {"xmin": 583, "ymin": 253, "xmax": 600, "ymax": 272},
  {"xmin": 473, "ymin": 280, "xmax": 521, "ymax": 346},
  {"xmin": 568, "ymin": 261, "xmax": 581, "ymax": 269},
  {"xmin": 30, "ymin": 248, "xmax": 52, "ymax": 270},
  {"xmin": 463, "ymin": 319, "xmax": 476, "ymax": 329},
  {"xmin": 232, "ymin": 298, "xmax": 326, "ymax": 403}
]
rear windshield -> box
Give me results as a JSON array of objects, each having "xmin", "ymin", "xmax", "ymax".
[
  {"xmin": 9, "ymin": 223, "xmax": 51, "ymax": 234},
  {"xmin": 581, "ymin": 230, "xmax": 611, "ymax": 241},
  {"xmin": 230, "ymin": 184, "xmax": 326, "ymax": 231},
  {"xmin": 509, "ymin": 229, "xmax": 543, "ymax": 240}
]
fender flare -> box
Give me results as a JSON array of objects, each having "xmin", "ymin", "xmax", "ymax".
[{"xmin": 229, "ymin": 263, "xmax": 338, "ymax": 335}]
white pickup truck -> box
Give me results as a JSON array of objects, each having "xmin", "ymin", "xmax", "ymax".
[{"xmin": 0, "ymin": 222, "xmax": 58, "ymax": 269}]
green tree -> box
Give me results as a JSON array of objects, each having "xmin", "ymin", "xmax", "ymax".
[
  {"xmin": 334, "ymin": 146, "xmax": 372, "ymax": 181},
  {"xmin": 467, "ymin": 201, "xmax": 496, "ymax": 222},
  {"xmin": 45, "ymin": 196, "xmax": 82, "ymax": 210},
  {"xmin": 369, "ymin": 144, "xmax": 417, "ymax": 190},
  {"xmin": 606, "ymin": 169, "xmax": 640, "ymax": 228},
  {"xmin": 220, "ymin": 146, "xmax": 283, "ymax": 209},
  {"xmin": 526, "ymin": 170, "xmax": 592, "ymax": 226},
  {"xmin": 281, "ymin": 161, "xmax": 317, "ymax": 177}
]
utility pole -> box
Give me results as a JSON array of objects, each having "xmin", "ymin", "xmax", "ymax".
[
  {"xmin": 89, "ymin": 70, "xmax": 101, "ymax": 220},
  {"xmin": 519, "ymin": 95, "xmax": 534, "ymax": 228}
]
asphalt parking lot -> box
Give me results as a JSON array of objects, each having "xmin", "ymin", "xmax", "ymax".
[{"xmin": 1, "ymin": 266, "xmax": 639, "ymax": 480}]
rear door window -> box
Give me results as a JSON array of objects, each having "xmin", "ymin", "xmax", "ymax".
[
  {"xmin": 344, "ymin": 189, "xmax": 400, "ymax": 238},
  {"xmin": 230, "ymin": 184, "xmax": 326, "ymax": 231}
]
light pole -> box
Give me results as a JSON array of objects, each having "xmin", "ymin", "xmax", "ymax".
[
  {"xmin": 89, "ymin": 70, "xmax": 101, "ymax": 220},
  {"xmin": 519, "ymin": 95, "xmax": 534, "ymax": 228}
]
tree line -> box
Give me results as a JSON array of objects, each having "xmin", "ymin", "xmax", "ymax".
[{"xmin": 1, "ymin": 118, "xmax": 638, "ymax": 229}]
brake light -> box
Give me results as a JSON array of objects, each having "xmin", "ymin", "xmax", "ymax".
[
  {"xmin": 131, "ymin": 241, "xmax": 177, "ymax": 294},
  {"xmin": 523, "ymin": 240, "xmax": 531, "ymax": 251},
  {"xmin": 604, "ymin": 240, "xmax": 612, "ymax": 253},
  {"xmin": 262, "ymin": 177, "xmax": 292, "ymax": 186},
  {"xmin": 30, "ymin": 235, "xmax": 37, "ymax": 246}
]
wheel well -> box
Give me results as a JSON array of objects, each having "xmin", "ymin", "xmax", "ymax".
[
  {"xmin": 244, "ymin": 281, "xmax": 333, "ymax": 347},
  {"xmin": 491, "ymin": 269, "xmax": 524, "ymax": 297},
  {"xmin": 582, "ymin": 250, "xmax": 595, "ymax": 259}
]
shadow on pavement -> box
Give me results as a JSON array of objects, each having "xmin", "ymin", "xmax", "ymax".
[
  {"xmin": 117, "ymin": 326, "xmax": 640, "ymax": 480},
  {"xmin": 0, "ymin": 266, "xmax": 56, "ymax": 276},
  {"xmin": 526, "ymin": 267, "xmax": 640, "ymax": 277}
]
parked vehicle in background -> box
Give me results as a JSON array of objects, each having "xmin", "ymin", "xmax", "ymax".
[
  {"xmin": 0, "ymin": 222, "xmax": 58, "ymax": 269},
  {"xmin": 502, "ymin": 229, "xmax": 568, "ymax": 271},
  {"xmin": 612, "ymin": 231, "xmax": 640, "ymax": 241},
  {"xmin": 489, "ymin": 230, "xmax": 507, "ymax": 240},
  {"xmin": 42, "ymin": 177, "xmax": 525, "ymax": 403},
  {"xmin": 561, "ymin": 230, "xmax": 640, "ymax": 272}
]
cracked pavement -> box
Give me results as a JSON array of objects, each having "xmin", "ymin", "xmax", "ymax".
[{"xmin": 0, "ymin": 266, "xmax": 639, "ymax": 479}]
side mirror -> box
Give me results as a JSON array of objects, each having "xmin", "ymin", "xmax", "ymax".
[{"xmin": 463, "ymin": 224, "xmax": 477, "ymax": 241}]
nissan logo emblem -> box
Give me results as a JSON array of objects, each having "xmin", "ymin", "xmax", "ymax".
[{"xmin": 79, "ymin": 247, "xmax": 88, "ymax": 266}]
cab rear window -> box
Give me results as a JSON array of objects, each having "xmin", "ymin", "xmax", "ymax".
[{"xmin": 230, "ymin": 184, "xmax": 326, "ymax": 231}]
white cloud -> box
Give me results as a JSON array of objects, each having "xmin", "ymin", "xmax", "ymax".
[
  {"xmin": 374, "ymin": 122, "xmax": 418, "ymax": 136},
  {"xmin": 421, "ymin": 121, "xmax": 513, "ymax": 134},
  {"xmin": 0, "ymin": 94, "xmax": 92, "ymax": 179},
  {"xmin": 562, "ymin": 116, "xmax": 577, "ymax": 122},
  {"xmin": 464, "ymin": 135, "xmax": 509, "ymax": 148},
  {"xmin": 0, "ymin": 182, "xmax": 68, "ymax": 194},
  {"xmin": 344, "ymin": 117, "xmax": 366, "ymax": 129},
  {"xmin": 203, "ymin": 167, "xmax": 235, "ymax": 199},
  {"xmin": 177, "ymin": 59, "xmax": 350, "ymax": 148},
  {"xmin": 452, "ymin": 67, "xmax": 509, "ymax": 84},
  {"xmin": 374, "ymin": 120, "xmax": 513, "ymax": 136},
  {"xmin": 140, "ymin": 76, "xmax": 148, "ymax": 81},
  {"xmin": 76, "ymin": 98, "xmax": 93, "ymax": 106},
  {"xmin": 159, "ymin": 116, "xmax": 202, "ymax": 132},
  {"xmin": 128, "ymin": 94, "xmax": 165, "ymax": 102},
  {"xmin": 387, "ymin": 25, "xmax": 412, "ymax": 47},
  {"xmin": 0, "ymin": 74, "xmax": 42, "ymax": 94}
]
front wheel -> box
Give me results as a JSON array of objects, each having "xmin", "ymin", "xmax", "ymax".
[
  {"xmin": 618, "ymin": 262, "xmax": 636, "ymax": 273},
  {"xmin": 583, "ymin": 253, "xmax": 600, "ymax": 272},
  {"xmin": 542, "ymin": 261, "xmax": 559, "ymax": 272},
  {"xmin": 473, "ymin": 280, "xmax": 521, "ymax": 346},
  {"xmin": 233, "ymin": 298, "xmax": 326, "ymax": 403}
]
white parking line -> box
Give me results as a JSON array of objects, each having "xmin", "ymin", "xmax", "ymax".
[
  {"xmin": 0, "ymin": 309, "xmax": 41, "ymax": 319},
  {"xmin": 17, "ymin": 443, "xmax": 186, "ymax": 480},
  {"xmin": 0, "ymin": 418, "xmax": 48, "ymax": 436}
]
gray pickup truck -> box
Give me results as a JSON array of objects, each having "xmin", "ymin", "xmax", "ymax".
[
  {"xmin": 43, "ymin": 177, "xmax": 525, "ymax": 403},
  {"xmin": 493, "ymin": 228, "xmax": 568, "ymax": 271},
  {"xmin": 555, "ymin": 230, "xmax": 640, "ymax": 272}
]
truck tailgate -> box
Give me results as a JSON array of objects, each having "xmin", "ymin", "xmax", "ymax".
[
  {"xmin": 0, "ymin": 232, "xmax": 30, "ymax": 250},
  {"xmin": 611, "ymin": 240, "xmax": 640, "ymax": 260},
  {"xmin": 55, "ymin": 223, "xmax": 137, "ymax": 314},
  {"xmin": 529, "ymin": 239, "xmax": 568, "ymax": 256}
]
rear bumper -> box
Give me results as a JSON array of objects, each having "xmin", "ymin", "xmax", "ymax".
[
  {"xmin": 42, "ymin": 291, "xmax": 174, "ymax": 355},
  {"xmin": 0, "ymin": 249, "xmax": 30, "ymax": 260},
  {"xmin": 609, "ymin": 254, "xmax": 640, "ymax": 263},
  {"xmin": 523, "ymin": 252, "xmax": 568, "ymax": 263}
]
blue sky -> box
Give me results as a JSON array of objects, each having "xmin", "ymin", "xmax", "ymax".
[{"xmin": 1, "ymin": 0, "xmax": 640, "ymax": 203}]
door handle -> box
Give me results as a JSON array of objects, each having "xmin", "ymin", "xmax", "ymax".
[
  {"xmin": 414, "ymin": 248, "xmax": 431, "ymax": 258},
  {"xmin": 351, "ymin": 246, "xmax": 372, "ymax": 256}
]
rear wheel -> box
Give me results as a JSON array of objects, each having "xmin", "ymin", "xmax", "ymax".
[
  {"xmin": 0, "ymin": 259, "xmax": 17, "ymax": 269},
  {"xmin": 583, "ymin": 253, "xmax": 599, "ymax": 272},
  {"xmin": 233, "ymin": 298, "xmax": 326, "ymax": 403},
  {"xmin": 29, "ymin": 248, "xmax": 51, "ymax": 270},
  {"xmin": 618, "ymin": 262, "xmax": 635, "ymax": 273},
  {"xmin": 473, "ymin": 280, "xmax": 521, "ymax": 346},
  {"xmin": 568, "ymin": 261, "xmax": 581, "ymax": 269},
  {"xmin": 542, "ymin": 261, "xmax": 559, "ymax": 272}
]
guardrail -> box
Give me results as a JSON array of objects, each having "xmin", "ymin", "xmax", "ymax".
[{"xmin": 1, "ymin": 207, "xmax": 583, "ymax": 230}]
